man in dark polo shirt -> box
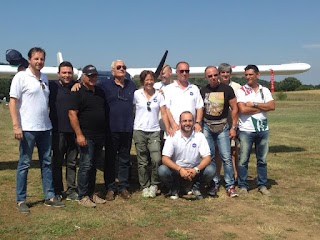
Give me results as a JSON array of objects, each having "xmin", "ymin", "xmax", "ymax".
[
  {"xmin": 49, "ymin": 61, "xmax": 78, "ymax": 201},
  {"xmin": 69, "ymin": 65, "xmax": 107, "ymax": 208},
  {"xmin": 97, "ymin": 59, "xmax": 136, "ymax": 200}
]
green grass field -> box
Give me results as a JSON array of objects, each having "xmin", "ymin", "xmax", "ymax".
[{"xmin": 0, "ymin": 90, "xmax": 320, "ymax": 240}]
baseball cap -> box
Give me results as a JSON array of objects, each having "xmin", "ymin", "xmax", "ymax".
[{"xmin": 82, "ymin": 65, "xmax": 98, "ymax": 75}]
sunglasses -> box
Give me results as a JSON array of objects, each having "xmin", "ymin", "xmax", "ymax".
[
  {"xmin": 118, "ymin": 88, "xmax": 128, "ymax": 101},
  {"xmin": 147, "ymin": 101, "xmax": 151, "ymax": 112},
  {"xmin": 39, "ymin": 80, "xmax": 45, "ymax": 90},
  {"xmin": 179, "ymin": 70, "xmax": 190, "ymax": 74},
  {"xmin": 86, "ymin": 74, "xmax": 98, "ymax": 77},
  {"xmin": 207, "ymin": 74, "xmax": 219, "ymax": 78},
  {"xmin": 116, "ymin": 65, "xmax": 127, "ymax": 70}
]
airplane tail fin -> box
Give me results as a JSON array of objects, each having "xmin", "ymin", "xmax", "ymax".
[{"xmin": 57, "ymin": 52, "xmax": 63, "ymax": 65}]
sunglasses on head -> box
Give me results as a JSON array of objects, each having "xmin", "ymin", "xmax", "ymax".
[
  {"xmin": 207, "ymin": 74, "xmax": 219, "ymax": 78},
  {"xmin": 179, "ymin": 70, "xmax": 190, "ymax": 74},
  {"xmin": 147, "ymin": 101, "xmax": 151, "ymax": 112},
  {"xmin": 116, "ymin": 65, "xmax": 127, "ymax": 70}
]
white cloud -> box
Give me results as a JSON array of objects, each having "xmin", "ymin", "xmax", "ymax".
[{"xmin": 302, "ymin": 44, "xmax": 320, "ymax": 49}]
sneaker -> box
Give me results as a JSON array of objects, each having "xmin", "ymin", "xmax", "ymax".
[
  {"xmin": 142, "ymin": 187, "xmax": 150, "ymax": 198},
  {"xmin": 207, "ymin": 185, "xmax": 218, "ymax": 197},
  {"xmin": 106, "ymin": 190, "xmax": 115, "ymax": 201},
  {"xmin": 92, "ymin": 193, "xmax": 106, "ymax": 204},
  {"xmin": 119, "ymin": 190, "xmax": 131, "ymax": 200},
  {"xmin": 66, "ymin": 192, "xmax": 79, "ymax": 201},
  {"xmin": 258, "ymin": 186, "xmax": 271, "ymax": 196},
  {"xmin": 149, "ymin": 185, "xmax": 158, "ymax": 198},
  {"xmin": 166, "ymin": 189, "xmax": 179, "ymax": 200},
  {"xmin": 191, "ymin": 188, "xmax": 203, "ymax": 200},
  {"xmin": 79, "ymin": 196, "xmax": 96, "ymax": 208},
  {"xmin": 227, "ymin": 186, "xmax": 239, "ymax": 198},
  {"xmin": 238, "ymin": 188, "xmax": 248, "ymax": 196},
  {"xmin": 17, "ymin": 201, "xmax": 30, "ymax": 214},
  {"xmin": 44, "ymin": 196, "xmax": 66, "ymax": 207}
]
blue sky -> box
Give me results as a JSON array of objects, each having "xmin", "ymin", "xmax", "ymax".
[{"xmin": 0, "ymin": 0, "xmax": 319, "ymax": 84}]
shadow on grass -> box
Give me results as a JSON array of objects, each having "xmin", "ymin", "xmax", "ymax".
[{"xmin": 269, "ymin": 145, "xmax": 305, "ymax": 153}]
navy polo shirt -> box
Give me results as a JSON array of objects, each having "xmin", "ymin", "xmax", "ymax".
[
  {"xmin": 69, "ymin": 84, "xmax": 106, "ymax": 139},
  {"xmin": 97, "ymin": 76, "xmax": 136, "ymax": 132},
  {"xmin": 49, "ymin": 80, "xmax": 76, "ymax": 133}
]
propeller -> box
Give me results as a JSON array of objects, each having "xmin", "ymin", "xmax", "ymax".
[{"xmin": 154, "ymin": 50, "xmax": 168, "ymax": 79}]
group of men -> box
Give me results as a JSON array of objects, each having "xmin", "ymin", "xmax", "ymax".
[{"xmin": 9, "ymin": 46, "xmax": 275, "ymax": 214}]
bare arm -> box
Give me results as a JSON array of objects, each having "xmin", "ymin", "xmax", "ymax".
[
  {"xmin": 194, "ymin": 108, "xmax": 203, "ymax": 132},
  {"xmin": 162, "ymin": 155, "xmax": 190, "ymax": 179},
  {"xmin": 238, "ymin": 102, "xmax": 262, "ymax": 114},
  {"xmin": 186, "ymin": 155, "xmax": 211, "ymax": 180},
  {"xmin": 246, "ymin": 100, "xmax": 275, "ymax": 112},
  {"xmin": 160, "ymin": 106, "xmax": 174, "ymax": 137},
  {"xmin": 166, "ymin": 108, "xmax": 180, "ymax": 132},
  {"xmin": 9, "ymin": 97, "xmax": 23, "ymax": 140},
  {"xmin": 68, "ymin": 109, "xmax": 87, "ymax": 146},
  {"xmin": 71, "ymin": 83, "xmax": 81, "ymax": 92},
  {"xmin": 229, "ymin": 98, "xmax": 238, "ymax": 139}
]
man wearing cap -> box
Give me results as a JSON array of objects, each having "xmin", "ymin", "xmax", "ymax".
[
  {"xmin": 200, "ymin": 66, "xmax": 239, "ymax": 198},
  {"xmin": 164, "ymin": 61, "xmax": 204, "ymax": 134},
  {"xmin": 236, "ymin": 65, "xmax": 275, "ymax": 196},
  {"xmin": 49, "ymin": 61, "xmax": 78, "ymax": 201},
  {"xmin": 211, "ymin": 63, "xmax": 242, "ymax": 194},
  {"xmin": 9, "ymin": 47, "xmax": 65, "ymax": 214},
  {"xmin": 97, "ymin": 60, "xmax": 136, "ymax": 201},
  {"xmin": 69, "ymin": 65, "xmax": 107, "ymax": 207}
]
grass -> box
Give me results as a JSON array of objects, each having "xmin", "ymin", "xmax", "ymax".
[{"xmin": 0, "ymin": 90, "xmax": 320, "ymax": 239}]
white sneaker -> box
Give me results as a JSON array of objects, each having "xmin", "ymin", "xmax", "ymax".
[
  {"xmin": 149, "ymin": 185, "xmax": 158, "ymax": 198},
  {"xmin": 142, "ymin": 187, "xmax": 150, "ymax": 198}
]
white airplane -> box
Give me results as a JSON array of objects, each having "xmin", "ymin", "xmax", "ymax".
[{"xmin": 0, "ymin": 49, "xmax": 311, "ymax": 81}]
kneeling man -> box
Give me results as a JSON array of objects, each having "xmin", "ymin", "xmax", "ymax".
[{"xmin": 158, "ymin": 111, "xmax": 215, "ymax": 200}]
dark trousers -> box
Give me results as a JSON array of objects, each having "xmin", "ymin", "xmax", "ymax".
[
  {"xmin": 104, "ymin": 132, "xmax": 132, "ymax": 192},
  {"xmin": 78, "ymin": 137, "xmax": 104, "ymax": 199},
  {"xmin": 52, "ymin": 132, "xmax": 78, "ymax": 195}
]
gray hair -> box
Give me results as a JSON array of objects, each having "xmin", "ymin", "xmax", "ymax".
[
  {"xmin": 111, "ymin": 59, "xmax": 124, "ymax": 69},
  {"xmin": 218, "ymin": 63, "xmax": 232, "ymax": 73}
]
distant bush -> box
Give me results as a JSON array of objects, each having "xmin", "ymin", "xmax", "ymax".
[{"xmin": 276, "ymin": 91, "xmax": 287, "ymax": 101}]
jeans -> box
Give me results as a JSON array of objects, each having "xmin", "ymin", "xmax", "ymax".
[
  {"xmin": 158, "ymin": 164, "xmax": 215, "ymax": 191},
  {"xmin": 133, "ymin": 130, "xmax": 161, "ymax": 188},
  {"xmin": 238, "ymin": 130, "xmax": 269, "ymax": 189},
  {"xmin": 52, "ymin": 132, "xmax": 78, "ymax": 195},
  {"xmin": 16, "ymin": 130, "xmax": 55, "ymax": 202},
  {"xmin": 104, "ymin": 132, "xmax": 132, "ymax": 192},
  {"xmin": 203, "ymin": 123, "xmax": 235, "ymax": 190},
  {"xmin": 78, "ymin": 137, "xmax": 104, "ymax": 199}
]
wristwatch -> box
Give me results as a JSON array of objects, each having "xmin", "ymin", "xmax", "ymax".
[
  {"xmin": 253, "ymin": 102, "xmax": 258, "ymax": 108},
  {"xmin": 194, "ymin": 167, "xmax": 200, "ymax": 174},
  {"xmin": 231, "ymin": 126, "xmax": 237, "ymax": 130}
]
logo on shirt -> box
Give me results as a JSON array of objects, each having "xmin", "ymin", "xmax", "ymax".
[
  {"xmin": 153, "ymin": 98, "xmax": 158, "ymax": 102},
  {"xmin": 192, "ymin": 143, "xmax": 197, "ymax": 148},
  {"xmin": 190, "ymin": 92, "xmax": 194, "ymax": 96}
]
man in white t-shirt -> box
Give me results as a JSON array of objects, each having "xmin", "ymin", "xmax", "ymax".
[
  {"xmin": 158, "ymin": 111, "xmax": 215, "ymax": 200},
  {"xmin": 9, "ymin": 47, "xmax": 65, "ymax": 214},
  {"xmin": 164, "ymin": 62, "xmax": 204, "ymax": 134},
  {"xmin": 236, "ymin": 65, "xmax": 275, "ymax": 196}
]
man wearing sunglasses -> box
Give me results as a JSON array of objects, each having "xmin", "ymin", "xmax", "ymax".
[
  {"xmin": 97, "ymin": 60, "xmax": 136, "ymax": 201},
  {"xmin": 200, "ymin": 66, "xmax": 239, "ymax": 198},
  {"xmin": 164, "ymin": 61, "xmax": 204, "ymax": 134}
]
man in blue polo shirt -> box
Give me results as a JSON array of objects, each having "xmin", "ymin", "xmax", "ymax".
[{"xmin": 98, "ymin": 60, "xmax": 136, "ymax": 201}]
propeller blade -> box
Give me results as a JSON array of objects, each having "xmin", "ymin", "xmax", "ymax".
[{"xmin": 154, "ymin": 50, "xmax": 168, "ymax": 79}]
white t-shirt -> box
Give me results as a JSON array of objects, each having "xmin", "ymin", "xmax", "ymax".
[
  {"xmin": 236, "ymin": 84, "xmax": 274, "ymax": 132},
  {"xmin": 133, "ymin": 88, "xmax": 165, "ymax": 132},
  {"xmin": 9, "ymin": 68, "xmax": 52, "ymax": 131},
  {"xmin": 162, "ymin": 130, "xmax": 210, "ymax": 168},
  {"xmin": 164, "ymin": 80, "xmax": 204, "ymax": 124}
]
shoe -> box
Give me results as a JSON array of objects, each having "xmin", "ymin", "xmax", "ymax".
[
  {"xmin": 191, "ymin": 188, "xmax": 203, "ymax": 200},
  {"xmin": 149, "ymin": 185, "xmax": 158, "ymax": 198},
  {"xmin": 92, "ymin": 193, "xmax": 106, "ymax": 204},
  {"xmin": 166, "ymin": 189, "xmax": 179, "ymax": 200},
  {"xmin": 227, "ymin": 186, "xmax": 239, "ymax": 198},
  {"xmin": 119, "ymin": 190, "xmax": 131, "ymax": 200},
  {"xmin": 207, "ymin": 185, "xmax": 218, "ymax": 197},
  {"xmin": 66, "ymin": 192, "xmax": 79, "ymax": 201},
  {"xmin": 79, "ymin": 196, "xmax": 96, "ymax": 208},
  {"xmin": 259, "ymin": 186, "xmax": 271, "ymax": 196},
  {"xmin": 56, "ymin": 195, "xmax": 63, "ymax": 201},
  {"xmin": 44, "ymin": 196, "xmax": 66, "ymax": 207},
  {"xmin": 238, "ymin": 188, "xmax": 248, "ymax": 196},
  {"xmin": 142, "ymin": 187, "xmax": 150, "ymax": 198},
  {"xmin": 106, "ymin": 190, "xmax": 115, "ymax": 201},
  {"xmin": 17, "ymin": 201, "xmax": 30, "ymax": 214}
]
